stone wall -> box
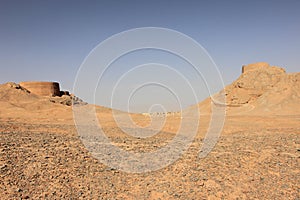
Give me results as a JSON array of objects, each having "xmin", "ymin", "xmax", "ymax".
[
  {"xmin": 19, "ymin": 81, "xmax": 61, "ymax": 97},
  {"xmin": 242, "ymin": 62, "xmax": 270, "ymax": 73},
  {"xmin": 241, "ymin": 62, "xmax": 285, "ymax": 74}
]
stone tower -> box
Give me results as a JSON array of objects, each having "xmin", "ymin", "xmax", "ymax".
[{"xmin": 19, "ymin": 81, "xmax": 61, "ymax": 96}]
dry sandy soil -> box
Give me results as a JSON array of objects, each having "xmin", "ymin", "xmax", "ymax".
[{"xmin": 0, "ymin": 63, "xmax": 299, "ymax": 199}]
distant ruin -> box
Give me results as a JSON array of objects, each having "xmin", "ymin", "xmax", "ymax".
[
  {"xmin": 17, "ymin": 81, "xmax": 85, "ymax": 106},
  {"xmin": 241, "ymin": 62, "xmax": 285, "ymax": 74},
  {"xmin": 19, "ymin": 81, "xmax": 61, "ymax": 96}
]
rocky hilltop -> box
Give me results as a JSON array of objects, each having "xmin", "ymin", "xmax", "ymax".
[
  {"xmin": 0, "ymin": 82, "xmax": 87, "ymax": 124},
  {"xmin": 199, "ymin": 62, "xmax": 300, "ymax": 115},
  {"xmin": 0, "ymin": 81, "xmax": 86, "ymax": 107}
]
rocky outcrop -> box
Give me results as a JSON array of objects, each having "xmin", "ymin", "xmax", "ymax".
[
  {"xmin": 197, "ymin": 62, "xmax": 300, "ymax": 115},
  {"xmin": 225, "ymin": 62, "xmax": 298, "ymax": 105},
  {"xmin": 49, "ymin": 94, "xmax": 86, "ymax": 106},
  {"xmin": 224, "ymin": 62, "xmax": 300, "ymax": 114},
  {"xmin": 5, "ymin": 82, "xmax": 31, "ymax": 93}
]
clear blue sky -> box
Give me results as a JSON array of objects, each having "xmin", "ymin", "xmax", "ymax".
[{"xmin": 0, "ymin": 0, "xmax": 299, "ymax": 112}]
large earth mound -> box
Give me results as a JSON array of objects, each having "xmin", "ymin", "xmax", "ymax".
[
  {"xmin": 199, "ymin": 62, "xmax": 300, "ymax": 115},
  {"xmin": 0, "ymin": 82, "xmax": 86, "ymax": 124}
]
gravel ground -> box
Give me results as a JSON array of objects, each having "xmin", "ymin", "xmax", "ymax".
[{"xmin": 0, "ymin": 121, "xmax": 299, "ymax": 199}]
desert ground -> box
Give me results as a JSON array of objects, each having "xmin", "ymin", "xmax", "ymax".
[{"xmin": 0, "ymin": 63, "xmax": 299, "ymax": 199}]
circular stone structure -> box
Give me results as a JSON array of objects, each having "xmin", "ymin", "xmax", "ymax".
[{"xmin": 19, "ymin": 81, "xmax": 60, "ymax": 96}]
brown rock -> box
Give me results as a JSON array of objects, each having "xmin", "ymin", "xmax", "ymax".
[{"xmin": 196, "ymin": 62, "xmax": 300, "ymax": 115}]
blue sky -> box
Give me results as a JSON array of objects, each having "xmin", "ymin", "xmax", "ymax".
[{"xmin": 0, "ymin": 0, "xmax": 299, "ymax": 112}]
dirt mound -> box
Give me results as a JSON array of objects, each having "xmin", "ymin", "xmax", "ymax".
[
  {"xmin": 0, "ymin": 82, "xmax": 45, "ymax": 109},
  {"xmin": 0, "ymin": 82, "xmax": 87, "ymax": 124},
  {"xmin": 198, "ymin": 62, "xmax": 300, "ymax": 115},
  {"xmin": 0, "ymin": 82, "xmax": 86, "ymax": 107}
]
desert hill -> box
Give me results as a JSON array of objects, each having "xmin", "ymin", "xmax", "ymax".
[
  {"xmin": 0, "ymin": 63, "xmax": 299, "ymax": 199},
  {"xmin": 0, "ymin": 62, "xmax": 299, "ymax": 125},
  {"xmin": 0, "ymin": 82, "xmax": 87, "ymax": 124},
  {"xmin": 1, "ymin": 62, "xmax": 299, "ymax": 119},
  {"xmin": 198, "ymin": 62, "xmax": 300, "ymax": 115}
]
